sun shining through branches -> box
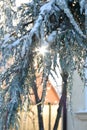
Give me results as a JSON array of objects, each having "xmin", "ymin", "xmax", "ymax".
[
  {"xmin": 35, "ymin": 45, "xmax": 48, "ymax": 56},
  {"xmin": 1, "ymin": 0, "xmax": 87, "ymax": 130}
]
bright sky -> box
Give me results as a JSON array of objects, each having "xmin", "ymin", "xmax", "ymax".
[{"xmin": 16, "ymin": 0, "xmax": 31, "ymax": 7}]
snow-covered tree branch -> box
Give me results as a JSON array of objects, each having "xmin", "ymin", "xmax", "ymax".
[{"xmin": 0, "ymin": 0, "xmax": 87, "ymax": 129}]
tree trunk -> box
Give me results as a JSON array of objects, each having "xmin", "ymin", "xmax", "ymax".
[
  {"xmin": 32, "ymin": 82, "xmax": 44, "ymax": 130},
  {"xmin": 53, "ymin": 94, "xmax": 63, "ymax": 130},
  {"xmin": 37, "ymin": 101, "xmax": 44, "ymax": 130},
  {"xmin": 53, "ymin": 71, "xmax": 68, "ymax": 130},
  {"xmin": 62, "ymin": 72, "xmax": 67, "ymax": 130}
]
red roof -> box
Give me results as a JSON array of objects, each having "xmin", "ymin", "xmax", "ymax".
[{"xmin": 29, "ymin": 72, "xmax": 60, "ymax": 104}]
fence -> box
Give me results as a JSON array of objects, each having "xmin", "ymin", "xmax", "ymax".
[{"xmin": 18, "ymin": 104, "xmax": 62, "ymax": 130}]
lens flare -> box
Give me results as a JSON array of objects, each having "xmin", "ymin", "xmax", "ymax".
[{"xmin": 35, "ymin": 46, "xmax": 48, "ymax": 56}]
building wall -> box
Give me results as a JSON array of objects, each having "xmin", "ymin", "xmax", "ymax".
[{"xmin": 67, "ymin": 70, "xmax": 87, "ymax": 130}]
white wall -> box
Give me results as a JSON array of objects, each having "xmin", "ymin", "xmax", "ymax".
[{"xmin": 67, "ymin": 70, "xmax": 87, "ymax": 130}]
